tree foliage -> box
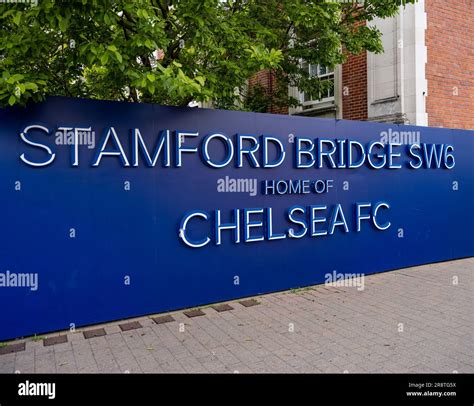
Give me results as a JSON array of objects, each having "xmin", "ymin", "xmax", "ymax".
[{"xmin": 0, "ymin": 0, "xmax": 415, "ymax": 110}]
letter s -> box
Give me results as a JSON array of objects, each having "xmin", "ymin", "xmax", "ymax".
[
  {"xmin": 407, "ymin": 144, "xmax": 423, "ymax": 169},
  {"xmin": 20, "ymin": 125, "xmax": 56, "ymax": 167}
]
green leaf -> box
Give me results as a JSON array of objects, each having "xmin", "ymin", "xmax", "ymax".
[
  {"xmin": 8, "ymin": 95, "xmax": 16, "ymax": 106},
  {"xmin": 7, "ymin": 74, "xmax": 24, "ymax": 84},
  {"xmin": 12, "ymin": 12, "xmax": 21, "ymax": 26},
  {"xmin": 138, "ymin": 8, "xmax": 149, "ymax": 19},
  {"xmin": 1, "ymin": 10, "xmax": 16, "ymax": 19},
  {"xmin": 195, "ymin": 76, "xmax": 205, "ymax": 86},
  {"xmin": 58, "ymin": 17, "xmax": 68, "ymax": 32},
  {"xmin": 144, "ymin": 39, "xmax": 155, "ymax": 49},
  {"xmin": 24, "ymin": 82, "xmax": 39, "ymax": 91},
  {"xmin": 100, "ymin": 53, "xmax": 109, "ymax": 65}
]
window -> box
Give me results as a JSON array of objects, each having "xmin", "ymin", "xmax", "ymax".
[{"xmin": 301, "ymin": 63, "xmax": 335, "ymax": 105}]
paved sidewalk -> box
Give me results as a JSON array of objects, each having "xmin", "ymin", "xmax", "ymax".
[{"xmin": 1, "ymin": 258, "xmax": 472, "ymax": 373}]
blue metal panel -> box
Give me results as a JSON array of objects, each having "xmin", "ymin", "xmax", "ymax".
[{"xmin": 0, "ymin": 97, "xmax": 472, "ymax": 340}]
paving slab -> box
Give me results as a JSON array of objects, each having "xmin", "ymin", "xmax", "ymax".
[{"xmin": 0, "ymin": 258, "xmax": 472, "ymax": 373}]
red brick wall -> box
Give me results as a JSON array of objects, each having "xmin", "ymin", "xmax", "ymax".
[
  {"xmin": 247, "ymin": 70, "xmax": 271, "ymax": 93},
  {"xmin": 247, "ymin": 70, "xmax": 289, "ymax": 115},
  {"xmin": 425, "ymin": 0, "xmax": 474, "ymax": 129},
  {"xmin": 341, "ymin": 52, "xmax": 368, "ymax": 121},
  {"xmin": 339, "ymin": 18, "xmax": 368, "ymax": 121}
]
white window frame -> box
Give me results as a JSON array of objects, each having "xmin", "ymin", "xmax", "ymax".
[{"xmin": 300, "ymin": 62, "xmax": 335, "ymax": 106}]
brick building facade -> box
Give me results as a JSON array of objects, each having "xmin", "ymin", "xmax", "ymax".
[
  {"xmin": 341, "ymin": 51, "xmax": 368, "ymax": 121},
  {"xmin": 425, "ymin": 0, "xmax": 474, "ymax": 129},
  {"xmin": 252, "ymin": 0, "xmax": 473, "ymax": 130}
]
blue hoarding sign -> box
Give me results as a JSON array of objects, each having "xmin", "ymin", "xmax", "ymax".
[{"xmin": 0, "ymin": 97, "xmax": 472, "ymax": 340}]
